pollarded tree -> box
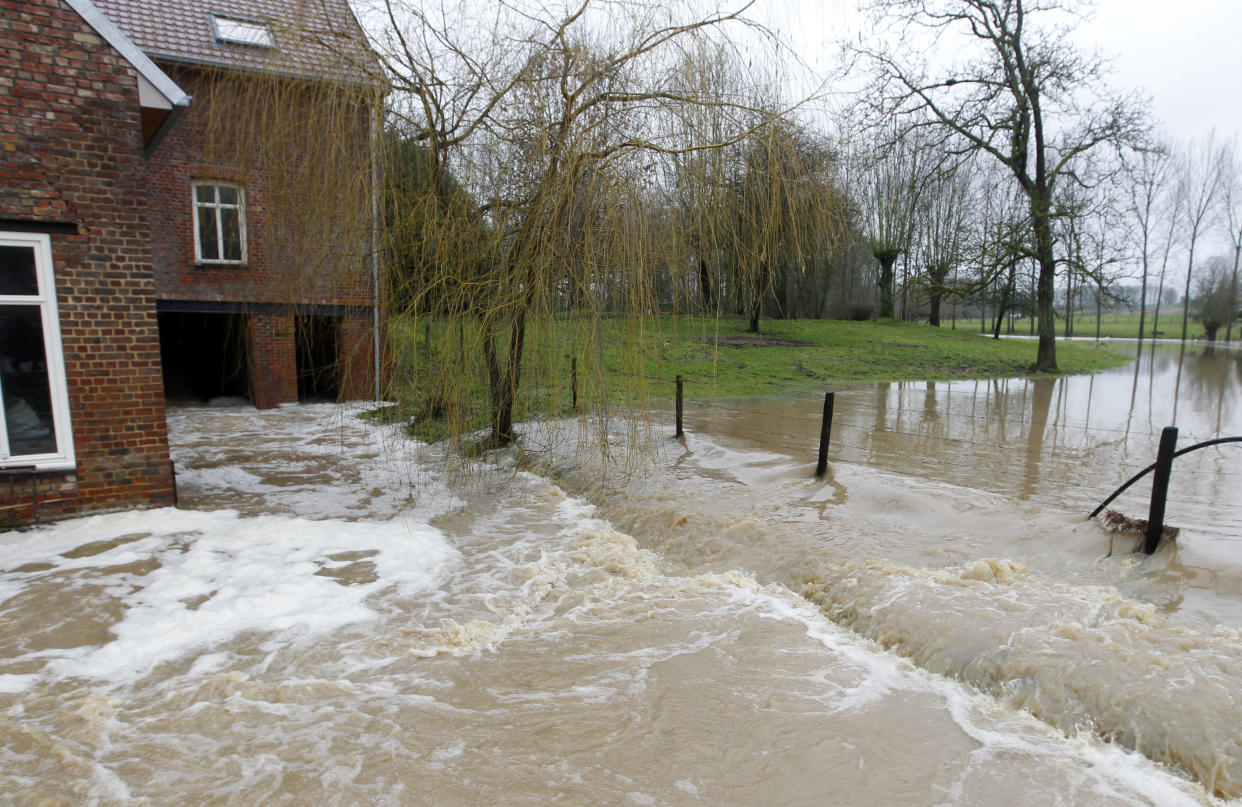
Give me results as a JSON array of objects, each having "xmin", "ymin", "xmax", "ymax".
[
  {"xmin": 855, "ymin": 0, "xmax": 1148, "ymax": 369},
  {"xmin": 849, "ymin": 128, "xmax": 926, "ymax": 319},
  {"xmin": 915, "ymin": 160, "xmax": 973, "ymax": 326},
  {"xmin": 1195, "ymin": 255, "xmax": 1234, "ymax": 342}
]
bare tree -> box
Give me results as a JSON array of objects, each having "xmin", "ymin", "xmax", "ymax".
[
  {"xmin": 970, "ymin": 165, "xmax": 1030, "ymax": 338},
  {"xmin": 1175, "ymin": 133, "xmax": 1223, "ymax": 343},
  {"xmin": 1149, "ymin": 172, "xmax": 1185, "ymax": 339},
  {"xmin": 1121, "ymin": 142, "xmax": 1173, "ymax": 344},
  {"xmin": 1218, "ymin": 138, "xmax": 1242, "ymax": 342},
  {"xmin": 855, "ymin": 0, "xmax": 1147, "ymax": 369}
]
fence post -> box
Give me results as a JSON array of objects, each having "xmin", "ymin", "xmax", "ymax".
[
  {"xmin": 816, "ymin": 391, "xmax": 835, "ymax": 477},
  {"xmin": 1144, "ymin": 426, "xmax": 1178, "ymax": 554},
  {"xmin": 675, "ymin": 375, "xmax": 684, "ymax": 438},
  {"xmin": 571, "ymin": 357, "xmax": 578, "ymax": 413}
]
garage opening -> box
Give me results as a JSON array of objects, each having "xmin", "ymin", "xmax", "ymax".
[
  {"xmin": 157, "ymin": 312, "xmax": 251, "ymax": 403},
  {"xmin": 295, "ymin": 314, "xmax": 340, "ymax": 402}
]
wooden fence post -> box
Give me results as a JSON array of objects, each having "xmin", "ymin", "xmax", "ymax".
[
  {"xmin": 816, "ymin": 392, "xmax": 835, "ymax": 477},
  {"xmin": 1144, "ymin": 426, "xmax": 1178, "ymax": 554},
  {"xmin": 571, "ymin": 357, "xmax": 578, "ymax": 412},
  {"xmin": 675, "ymin": 375, "xmax": 684, "ymax": 438}
]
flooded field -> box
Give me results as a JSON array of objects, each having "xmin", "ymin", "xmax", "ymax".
[{"xmin": 2, "ymin": 341, "xmax": 1240, "ymax": 805}]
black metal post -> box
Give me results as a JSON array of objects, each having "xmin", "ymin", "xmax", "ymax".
[
  {"xmin": 816, "ymin": 392, "xmax": 835, "ymax": 477},
  {"xmin": 675, "ymin": 375, "xmax": 684, "ymax": 438},
  {"xmin": 1144, "ymin": 426, "xmax": 1178, "ymax": 554}
]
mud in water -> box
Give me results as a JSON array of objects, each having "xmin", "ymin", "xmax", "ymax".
[{"xmin": 1, "ymin": 341, "xmax": 1240, "ymax": 805}]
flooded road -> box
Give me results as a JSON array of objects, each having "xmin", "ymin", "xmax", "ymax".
[{"xmin": 2, "ymin": 341, "xmax": 1241, "ymax": 804}]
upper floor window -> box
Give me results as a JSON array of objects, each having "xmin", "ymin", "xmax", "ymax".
[
  {"xmin": 193, "ymin": 182, "xmax": 247, "ymax": 265},
  {"xmin": 1, "ymin": 232, "xmax": 75, "ymax": 471},
  {"xmin": 212, "ymin": 15, "xmax": 275, "ymax": 48}
]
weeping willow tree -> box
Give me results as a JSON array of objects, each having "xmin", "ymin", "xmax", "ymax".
[
  {"xmin": 728, "ymin": 118, "xmax": 847, "ymax": 332},
  {"xmin": 357, "ymin": 0, "xmax": 837, "ymax": 448}
]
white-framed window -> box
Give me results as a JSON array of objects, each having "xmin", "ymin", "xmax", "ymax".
[
  {"xmin": 211, "ymin": 15, "xmax": 275, "ymax": 48},
  {"xmin": 192, "ymin": 181, "xmax": 247, "ymax": 265},
  {"xmin": 0, "ymin": 232, "xmax": 75, "ymax": 471}
]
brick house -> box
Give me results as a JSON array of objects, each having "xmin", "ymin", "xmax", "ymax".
[
  {"xmin": 2, "ymin": 0, "xmax": 381, "ymax": 523},
  {"xmin": 93, "ymin": 0, "xmax": 384, "ymax": 409}
]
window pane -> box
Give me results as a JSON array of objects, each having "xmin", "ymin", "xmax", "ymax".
[
  {"xmin": 198, "ymin": 207, "xmax": 220, "ymax": 261},
  {"xmin": 214, "ymin": 16, "xmax": 274, "ymax": 47},
  {"xmin": 1, "ymin": 305, "xmax": 58, "ymax": 457},
  {"xmin": 220, "ymin": 208, "xmax": 242, "ymax": 261},
  {"xmin": 0, "ymin": 245, "xmax": 39, "ymax": 295},
  {"xmin": 218, "ymin": 186, "xmax": 238, "ymax": 205},
  {"xmin": 195, "ymin": 184, "xmax": 216, "ymax": 203}
]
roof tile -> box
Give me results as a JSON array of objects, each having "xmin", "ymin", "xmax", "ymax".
[{"xmin": 92, "ymin": 0, "xmax": 376, "ymax": 83}]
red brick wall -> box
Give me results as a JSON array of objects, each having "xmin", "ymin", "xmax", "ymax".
[
  {"xmin": 143, "ymin": 68, "xmax": 382, "ymax": 406},
  {"xmin": 339, "ymin": 312, "xmax": 376, "ymax": 401},
  {"xmin": 248, "ymin": 311, "xmax": 297, "ymax": 409},
  {"xmin": 0, "ymin": 0, "xmax": 176, "ymax": 524}
]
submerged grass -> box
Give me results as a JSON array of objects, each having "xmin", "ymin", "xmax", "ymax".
[{"xmin": 384, "ymin": 315, "xmax": 1133, "ymax": 441}]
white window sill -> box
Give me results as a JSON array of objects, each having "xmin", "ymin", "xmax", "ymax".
[{"xmin": 1, "ymin": 457, "xmax": 76, "ymax": 473}]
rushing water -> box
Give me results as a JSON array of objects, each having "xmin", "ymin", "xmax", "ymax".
[{"xmin": 1, "ymin": 341, "xmax": 1240, "ymax": 805}]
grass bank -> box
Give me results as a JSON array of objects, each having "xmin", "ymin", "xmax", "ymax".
[
  {"xmin": 952, "ymin": 311, "xmax": 1233, "ymax": 342},
  {"xmin": 386, "ymin": 315, "xmax": 1133, "ymax": 441},
  {"xmin": 623, "ymin": 316, "xmax": 1131, "ymax": 398}
]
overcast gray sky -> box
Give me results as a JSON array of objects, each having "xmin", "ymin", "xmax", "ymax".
[
  {"xmin": 1078, "ymin": 0, "xmax": 1242, "ymax": 143},
  {"xmin": 754, "ymin": 0, "xmax": 1242, "ymax": 146}
]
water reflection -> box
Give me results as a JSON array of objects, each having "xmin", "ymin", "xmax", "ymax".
[{"xmin": 711, "ymin": 342, "xmax": 1242, "ymax": 541}]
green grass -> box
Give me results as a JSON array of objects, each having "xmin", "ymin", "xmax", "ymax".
[
  {"xmin": 596, "ymin": 316, "xmax": 1132, "ymax": 398},
  {"xmin": 952, "ymin": 310, "xmax": 1230, "ymax": 341},
  {"xmin": 383, "ymin": 315, "xmax": 1134, "ymax": 441}
]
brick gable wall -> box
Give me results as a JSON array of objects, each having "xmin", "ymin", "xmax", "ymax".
[{"xmin": 0, "ymin": 0, "xmax": 176, "ymax": 524}]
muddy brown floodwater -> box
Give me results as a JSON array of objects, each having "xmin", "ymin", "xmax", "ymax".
[{"xmin": 1, "ymin": 341, "xmax": 1240, "ymax": 805}]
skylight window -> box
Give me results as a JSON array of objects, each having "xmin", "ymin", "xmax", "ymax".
[{"xmin": 212, "ymin": 15, "xmax": 274, "ymax": 47}]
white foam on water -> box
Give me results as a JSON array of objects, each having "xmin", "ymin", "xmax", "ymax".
[
  {"xmin": 4, "ymin": 508, "xmax": 455, "ymax": 687},
  {"xmin": 0, "ymin": 674, "xmax": 37, "ymax": 694}
]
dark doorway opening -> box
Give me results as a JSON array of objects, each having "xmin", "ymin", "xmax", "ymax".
[
  {"xmin": 157, "ymin": 312, "xmax": 251, "ymax": 403},
  {"xmin": 296, "ymin": 315, "xmax": 340, "ymax": 402}
]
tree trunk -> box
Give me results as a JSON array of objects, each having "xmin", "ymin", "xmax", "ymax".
[
  {"xmin": 1064, "ymin": 266, "xmax": 1073, "ymax": 338},
  {"xmin": 1227, "ymin": 240, "xmax": 1240, "ymax": 342},
  {"xmin": 1096, "ymin": 282, "xmax": 1103, "ymax": 341},
  {"xmin": 481, "ymin": 310, "xmax": 526, "ymax": 446},
  {"xmin": 929, "ymin": 291, "xmax": 942, "ymax": 327},
  {"xmin": 1181, "ymin": 245, "xmax": 1196, "ymax": 342},
  {"xmin": 875, "ymin": 251, "xmax": 899, "ymax": 318},
  {"xmin": 698, "ymin": 257, "xmax": 713, "ymax": 312},
  {"xmin": 1031, "ymin": 195, "xmax": 1058, "ymax": 371},
  {"xmin": 992, "ymin": 264, "xmax": 1015, "ymax": 340},
  {"xmin": 747, "ymin": 262, "xmax": 763, "ymax": 333}
]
